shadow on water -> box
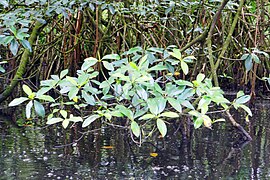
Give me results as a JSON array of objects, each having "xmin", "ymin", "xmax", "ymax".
[{"xmin": 1, "ymin": 100, "xmax": 270, "ymax": 179}]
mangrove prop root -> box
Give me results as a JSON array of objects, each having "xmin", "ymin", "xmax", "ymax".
[
  {"xmin": 225, "ymin": 110, "xmax": 252, "ymax": 141},
  {"xmin": 0, "ymin": 21, "xmax": 46, "ymax": 103}
]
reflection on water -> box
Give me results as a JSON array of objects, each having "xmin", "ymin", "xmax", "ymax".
[{"xmin": 1, "ymin": 101, "xmax": 270, "ymax": 179}]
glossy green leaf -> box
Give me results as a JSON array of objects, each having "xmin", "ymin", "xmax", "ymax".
[
  {"xmin": 244, "ymin": 54, "xmax": 253, "ymax": 71},
  {"xmin": 62, "ymin": 119, "xmax": 69, "ymax": 129},
  {"xmin": 181, "ymin": 61, "xmax": 188, "ymax": 75},
  {"xmin": 148, "ymin": 63, "xmax": 168, "ymax": 71},
  {"xmin": 36, "ymin": 95, "xmax": 55, "ymax": 102},
  {"xmin": 9, "ymin": 97, "xmax": 29, "ymax": 106},
  {"xmin": 23, "ymin": 84, "xmax": 33, "ymax": 96},
  {"xmin": 167, "ymin": 97, "xmax": 182, "ymax": 113},
  {"xmin": 147, "ymin": 98, "xmax": 166, "ymax": 115},
  {"xmin": 0, "ymin": 0, "xmax": 8, "ymax": 7},
  {"xmin": 235, "ymin": 95, "xmax": 250, "ymax": 104},
  {"xmin": 139, "ymin": 114, "xmax": 156, "ymax": 120},
  {"xmin": 194, "ymin": 117, "xmax": 204, "ymax": 129},
  {"xmin": 180, "ymin": 100, "xmax": 194, "ymax": 110},
  {"xmin": 82, "ymin": 57, "xmax": 98, "ymax": 70},
  {"xmin": 251, "ymin": 53, "xmax": 260, "ymax": 63},
  {"xmin": 69, "ymin": 114, "xmax": 83, "ymax": 122},
  {"xmin": 60, "ymin": 69, "xmax": 68, "ymax": 79},
  {"xmin": 239, "ymin": 104, "xmax": 252, "ymax": 117},
  {"xmin": 10, "ymin": 39, "xmax": 19, "ymax": 56},
  {"xmin": 82, "ymin": 114, "xmax": 100, "ymax": 127},
  {"xmin": 34, "ymin": 100, "xmax": 45, "ymax": 117},
  {"xmin": 47, "ymin": 118, "xmax": 63, "ymax": 125},
  {"xmin": 3, "ymin": 36, "xmax": 14, "ymax": 45},
  {"xmin": 196, "ymin": 73, "xmax": 205, "ymax": 83},
  {"xmin": 236, "ymin": 91, "xmax": 245, "ymax": 98},
  {"xmin": 82, "ymin": 90, "xmax": 95, "ymax": 105},
  {"xmin": 60, "ymin": 110, "xmax": 67, "ymax": 119},
  {"xmin": 68, "ymin": 87, "xmax": 79, "ymax": 100},
  {"xmin": 157, "ymin": 119, "xmax": 167, "ymax": 137},
  {"xmin": 20, "ymin": 39, "xmax": 32, "ymax": 52},
  {"xmin": 131, "ymin": 121, "xmax": 141, "ymax": 138},
  {"xmin": 117, "ymin": 105, "xmax": 134, "ymax": 120},
  {"xmin": 26, "ymin": 100, "xmax": 33, "ymax": 119},
  {"xmin": 103, "ymin": 61, "xmax": 114, "ymax": 71},
  {"xmin": 66, "ymin": 76, "xmax": 78, "ymax": 86},
  {"xmin": 102, "ymin": 54, "xmax": 120, "ymax": 60},
  {"xmin": 129, "ymin": 62, "xmax": 139, "ymax": 70},
  {"xmin": 160, "ymin": 111, "xmax": 179, "ymax": 118},
  {"xmin": 169, "ymin": 48, "xmax": 181, "ymax": 59}
]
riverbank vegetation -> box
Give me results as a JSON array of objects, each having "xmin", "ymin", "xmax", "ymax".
[{"xmin": 1, "ymin": 0, "xmax": 269, "ymax": 142}]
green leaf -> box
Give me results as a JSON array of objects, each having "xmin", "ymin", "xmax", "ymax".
[
  {"xmin": 10, "ymin": 39, "xmax": 19, "ymax": 56},
  {"xmin": 169, "ymin": 48, "xmax": 181, "ymax": 59},
  {"xmin": 251, "ymin": 53, "xmax": 260, "ymax": 63},
  {"xmin": 239, "ymin": 104, "xmax": 252, "ymax": 117},
  {"xmin": 60, "ymin": 69, "xmax": 68, "ymax": 79},
  {"xmin": 68, "ymin": 87, "xmax": 79, "ymax": 100},
  {"xmin": 196, "ymin": 73, "xmax": 205, "ymax": 83},
  {"xmin": 136, "ymin": 86, "xmax": 148, "ymax": 100},
  {"xmin": 82, "ymin": 114, "xmax": 100, "ymax": 127},
  {"xmin": 102, "ymin": 54, "xmax": 120, "ymax": 60},
  {"xmin": 108, "ymin": 5, "xmax": 115, "ymax": 14},
  {"xmin": 82, "ymin": 57, "xmax": 98, "ymax": 70},
  {"xmin": 182, "ymin": 56, "xmax": 196, "ymax": 62},
  {"xmin": 69, "ymin": 114, "xmax": 83, "ymax": 122},
  {"xmin": 244, "ymin": 54, "xmax": 253, "ymax": 71},
  {"xmin": 181, "ymin": 61, "xmax": 188, "ymax": 75},
  {"xmin": 47, "ymin": 118, "xmax": 63, "ymax": 125},
  {"xmin": 20, "ymin": 40, "xmax": 32, "ymax": 52},
  {"xmin": 37, "ymin": 87, "xmax": 52, "ymax": 96},
  {"xmin": 236, "ymin": 91, "xmax": 245, "ymax": 98},
  {"xmin": 123, "ymin": 46, "xmax": 142, "ymax": 55},
  {"xmin": 235, "ymin": 95, "xmax": 250, "ymax": 104},
  {"xmin": 66, "ymin": 76, "xmax": 78, "ymax": 86},
  {"xmin": 3, "ymin": 36, "xmax": 14, "ymax": 45},
  {"xmin": 167, "ymin": 97, "xmax": 182, "ymax": 113},
  {"xmin": 139, "ymin": 114, "xmax": 156, "ymax": 120},
  {"xmin": 131, "ymin": 121, "xmax": 141, "ymax": 138},
  {"xmin": 241, "ymin": 53, "xmax": 249, "ymax": 60},
  {"xmin": 36, "ymin": 95, "xmax": 55, "ymax": 102},
  {"xmin": 117, "ymin": 105, "xmax": 134, "ymax": 120},
  {"xmin": 147, "ymin": 98, "xmax": 166, "ymax": 115},
  {"xmin": 60, "ymin": 110, "xmax": 68, "ymax": 119},
  {"xmin": 34, "ymin": 100, "xmax": 45, "ymax": 117},
  {"xmin": 23, "ymin": 84, "xmax": 33, "ymax": 96},
  {"xmin": 148, "ymin": 63, "xmax": 168, "ymax": 71},
  {"xmin": 102, "ymin": 61, "xmax": 114, "ymax": 71},
  {"xmin": 9, "ymin": 97, "xmax": 29, "ymax": 106},
  {"xmin": 157, "ymin": 119, "xmax": 167, "ymax": 137},
  {"xmin": 0, "ymin": 0, "xmax": 8, "ymax": 7},
  {"xmin": 62, "ymin": 119, "xmax": 69, "ymax": 129},
  {"xmin": 129, "ymin": 62, "xmax": 139, "ymax": 70},
  {"xmin": 180, "ymin": 100, "xmax": 194, "ymax": 110},
  {"xmin": 82, "ymin": 91, "xmax": 95, "ymax": 105},
  {"xmin": 194, "ymin": 117, "xmax": 204, "ymax": 129},
  {"xmin": 160, "ymin": 111, "xmax": 179, "ymax": 118},
  {"xmin": 175, "ymin": 80, "xmax": 193, "ymax": 87},
  {"xmin": 26, "ymin": 100, "xmax": 33, "ymax": 119}
]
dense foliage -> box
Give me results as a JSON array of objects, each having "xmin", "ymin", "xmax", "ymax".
[{"xmin": 1, "ymin": 0, "xmax": 269, "ymax": 140}]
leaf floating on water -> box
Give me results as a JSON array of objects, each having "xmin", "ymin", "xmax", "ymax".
[
  {"xmin": 102, "ymin": 146, "xmax": 114, "ymax": 149},
  {"xmin": 150, "ymin": 153, "xmax": 158, "ymax": 157}
]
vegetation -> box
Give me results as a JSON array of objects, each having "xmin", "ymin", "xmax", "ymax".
[{"xmin": 1, "ymin": 0, "xmax": 269, "ymax": 142}]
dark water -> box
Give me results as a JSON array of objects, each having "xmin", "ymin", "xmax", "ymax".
[{"xmin": 1, "ymin": 101, "xmax": 270, "ymax": 179}]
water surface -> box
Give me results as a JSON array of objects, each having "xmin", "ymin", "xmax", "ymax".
[{"xmin": 0, "ymin": 101, "xmax": 270, "ymax": 179}]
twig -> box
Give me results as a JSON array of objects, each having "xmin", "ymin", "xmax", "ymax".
[{"xmin": 225, "ymin": 110, "xmax": 252, "ymax": 141}]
